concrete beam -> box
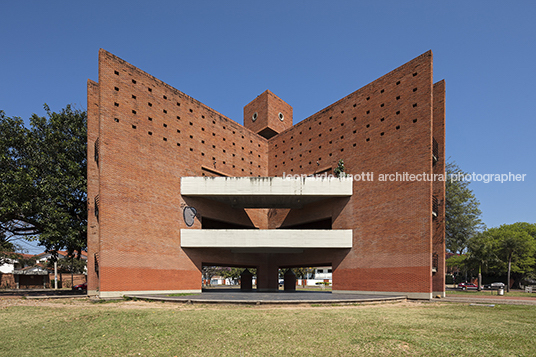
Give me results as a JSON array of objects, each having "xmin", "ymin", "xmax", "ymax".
[{"xmin": 180, "ymin": 229, "xmax": 352, "ymax": 249}]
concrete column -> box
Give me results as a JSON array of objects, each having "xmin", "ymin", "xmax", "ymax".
[
  {"xmin": 284, "ymin": 269, "xmax": 296, "ymax": 291},
  {"xmin": 240, "ymin": 268, "xmax": 253, "ymax": 291},
  {"xmin": 256, "ymin": 263, "xmax": 279, "ymax": 292}
]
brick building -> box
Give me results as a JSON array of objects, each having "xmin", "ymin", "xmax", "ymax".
[{"xmin": 87, "ymin": 49, "xmax": 445, "ymax": 299}]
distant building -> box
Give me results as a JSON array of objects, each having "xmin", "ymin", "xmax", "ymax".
[
  {"xmin": 0, "ymin": 253, "xmax": 47, "ymax": 289},
  {"xmin": 87, "ymin": 50, "xmax": 445, "ymax": 299}
]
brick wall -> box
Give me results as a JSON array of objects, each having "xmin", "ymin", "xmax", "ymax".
[{"xmin": 88, "ymin": 49, "xmax": 445, "ymax": 298}]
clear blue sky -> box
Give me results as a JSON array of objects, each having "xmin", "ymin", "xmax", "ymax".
[{"xmin": 1, "ymin": 1, "xmax": 534, "ymax": 253}]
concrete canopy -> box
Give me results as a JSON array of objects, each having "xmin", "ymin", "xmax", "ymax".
[
  {"xmin": 180, "ymin": 229, "xmax": 353, "ymax": 250},
  {"xmin": 180, "ymin": 176, "xmax": 353, "ymax": 208}
]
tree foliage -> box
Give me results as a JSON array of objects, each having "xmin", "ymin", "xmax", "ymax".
[
  {"xmin": 467, "ymin": 222, "xmax": 536, "ymax": 290},
  {"xmin": 44, "ymin": 256, "xmax": 87, "ymax": 274},
  {"xmin": 292, "ymin": 267, "xmax": 315, "ymax": 279},
  {"xmin": 201, "ymin": 266, "xmax": 257, "ymax": 286},
  {"xmin": 0, "ymin": 105, "xmax": 87, "ymax": 256},
  {"xmin": 445, "ymin": 160, "xmax": 485, "ymax": 254},
  {"xmin": 0, "ymin": 228, "xmax": 17, "ymax": 265}
]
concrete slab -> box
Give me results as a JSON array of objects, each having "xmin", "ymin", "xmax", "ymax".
[
  {"xmin": 180, "ymin": 176, "xmax": 352, "ymax": 208},
  {"xmin": 125, "ymin": 289, "xmax": 406, "ymax": 305},
  {"xmin": 180, "ymin": 229, "xmax": 353, "ymax": 249}
]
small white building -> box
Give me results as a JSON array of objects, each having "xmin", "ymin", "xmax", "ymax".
[{"xmin": 296, "ymin": 266, "xmax": 332, "ymax": 286}]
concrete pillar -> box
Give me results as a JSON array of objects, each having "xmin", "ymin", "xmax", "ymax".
[
  {"xmin": 240, "ymin": 268, "xmax": 253, "ymax": 291},
  {"xmin": 257, "ymin": 264, "xmax": 279, "ymax": 292},
  {"xmin": 284, "ymin": 269, "xmax": 296, "ymax": 291}
]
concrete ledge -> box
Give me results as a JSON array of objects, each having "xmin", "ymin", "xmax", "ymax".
[
  {"xmin": 180, "ymin": 176, "xmax": 352, "ymax": 208},
  {"xmin": 125, "ymin": 293, "xmax": 406, "ymax": 305},
  {"xmin": 181, "ymin": 229, "xmax": 352, "ymax": 249},
  {"xmin": 26, "ymin": 295, "xmax": 88, "ymax": 300},
  {"xmin": 98, "ymin": 289, "xmax": 201, "ymax": 299},
  {"xmin": 334, "ymin": 290, "xmax": 433, "ymax": 300}
]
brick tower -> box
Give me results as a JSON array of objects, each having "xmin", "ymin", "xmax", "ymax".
[{"xmin": 243, "ymin": 90, "xmax": 293, "ymax": 139}]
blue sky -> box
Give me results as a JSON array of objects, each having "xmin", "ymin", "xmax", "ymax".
[{"xmin": 1, "ymin": 1, "xmax": 535, "ymax": 253}]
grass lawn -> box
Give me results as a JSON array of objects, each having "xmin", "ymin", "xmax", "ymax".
[{"xmin": 1, "ymin": 299, "xmax": 535, "ymax": 356}]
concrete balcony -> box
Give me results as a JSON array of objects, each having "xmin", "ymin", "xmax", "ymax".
[
  {"xmin": 180, "ymin": 229, "xmax": 353, "ymax": 250},
  {"xmin": 180, "ymin": 176, "xmax": 352, "ymax": 208}
]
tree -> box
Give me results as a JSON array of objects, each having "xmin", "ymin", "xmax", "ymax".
[
  {"xmin": 292, "ymin": 267, "xmax": 314, "ymax": 279},
  {"xmin": 467, "ymin": 230, "xmax": 498, "ymax": 290},
  {"xmin": 493, "ymin": 223, "xmax": 536, "ymax": 292},
  {"xmin": 201, "ymin": 266, "xmax": 219, "ymax": 286},
  {"xmin": 445, "ymin": 160, "xmax": 485, "ymax": 254},
  {"xmin": 0, "ymin": 228, "xmax": 17, "ymax": 265},
  {"xmin": 0, "ymin": 105, "xmax": 87, "ymax": 256}
]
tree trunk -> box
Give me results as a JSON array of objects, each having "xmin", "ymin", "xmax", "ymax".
[
  {"xmin": 477, "ymin": 264, "xmax": 482, "ymax": 291},
  {"xmin": 507, "ymin": 253, "xmax": 512, "ymax": 293}
]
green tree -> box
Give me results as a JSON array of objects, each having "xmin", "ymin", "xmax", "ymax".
[
  {"xmin": 293, "ymin": 267, "xmax": 314, "ymax": 279},
  {"xmin": 492, "ymin": 223, "xmax": 536, "ymax": 292},
  {"xmin": 467, "ymin": 230, "xmax": 498, "ymax": 290},
  {"xmin": 0, "ymin": 105, "xmax": 87, "ymax": 256},
  {"xmin": 445, "ymin": 160, "xmax": 485, "ymax": 254},
  {"xmin": 201, "ymin": 266, "xmax": 219, "ymax": 286},
  {"xmin": 0, "ymin": 228, "xmax": 17, "ymax": 265},
  {"xmin": 55, "ymin": 255, "xmax": 87, "ymax": 274}
]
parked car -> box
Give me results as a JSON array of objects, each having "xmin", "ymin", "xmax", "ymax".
[
  {"xmin": 458, "ymin": 282, "xmax": 477, "ymax": 289},
  {"xmin": 72, "ymin": 282, "xmax": 87, "ymax": 291},
  {"xmin": 484, "ymin": 282, "xmax": 505, "ymax": 289}
]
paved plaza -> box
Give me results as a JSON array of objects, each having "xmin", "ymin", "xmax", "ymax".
[{"xmin": 125, "ymin": 288, "xmax": 406, "ymax": 305}]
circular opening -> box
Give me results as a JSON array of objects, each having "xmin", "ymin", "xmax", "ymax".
[
  {"xmin": 252, "ymin": 112, "xmax": 258, "ymax": 122},
  {"xmin": 278, "ymin": 112, "xmax": 284, "ymax": 121}
]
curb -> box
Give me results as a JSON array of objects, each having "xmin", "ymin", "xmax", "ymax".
[{"xmin": 124, "ymin": 294, "xmax": 406, "ymax": 305}]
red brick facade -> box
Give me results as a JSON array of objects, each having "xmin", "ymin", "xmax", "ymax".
[{"xmin": 87, "ymin": 49, "xmax": 445, "ymax": 299}]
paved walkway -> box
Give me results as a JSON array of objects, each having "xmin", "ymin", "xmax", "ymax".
[
  {"xmin": 443, "ymin": 295, "xmax": 536, "ymax": 306},
  {"xmin": 126, "ymin": 289, "xmax": 406, "ymax": 305}
]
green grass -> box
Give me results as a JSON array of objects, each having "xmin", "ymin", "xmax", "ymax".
[
  {"xmin": 1, "ymin": 299, "xmax": 535, "ymax": 356},
  {"xmin": 447, "ymin": 290, "xmax": 536, "ymax": 298}
]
